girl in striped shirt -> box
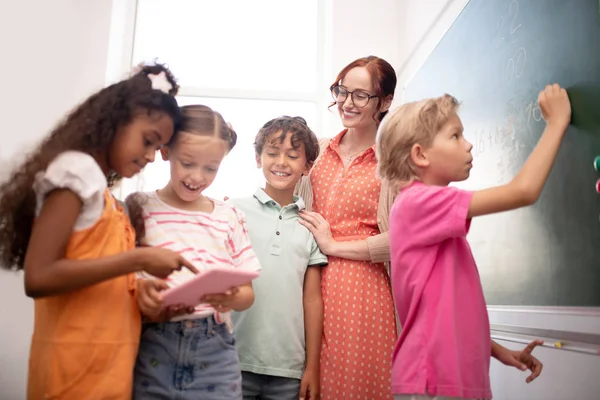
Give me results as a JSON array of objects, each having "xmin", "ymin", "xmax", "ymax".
[{"xmin": 127, "ymin": 105, "xmax": 261, "ymax": 400}]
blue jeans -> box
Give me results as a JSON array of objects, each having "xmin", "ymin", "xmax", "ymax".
[
  {"xmin": 133, "ymin": 316, "xmax": 242, "ymax": 399},
  {"xmin": 242, "ymin": 371, "xmax": 301, "ymax": 400}
]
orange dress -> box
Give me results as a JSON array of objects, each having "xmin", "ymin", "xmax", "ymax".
[
  {"xmin": 311, "ymin": 131, "xmax": 397, "ymax": 400},
  {"xmin": 28, "ymin": 190, "xmax": 141, "ymax": 400}
]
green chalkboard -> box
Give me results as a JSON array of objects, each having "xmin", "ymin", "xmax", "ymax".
[{"xmin": 404, "ymin": 0, "xmax": 600, "ymax": 306}]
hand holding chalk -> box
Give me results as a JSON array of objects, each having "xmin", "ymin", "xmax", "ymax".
[{"xmin": 538, "ymin": 84, "xmax": 571, "ymax": 130}]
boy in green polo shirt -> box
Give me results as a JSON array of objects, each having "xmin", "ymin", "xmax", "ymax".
[{"xmin": 228, "ymin": 116, "xmax": 327, "ymax": 400}]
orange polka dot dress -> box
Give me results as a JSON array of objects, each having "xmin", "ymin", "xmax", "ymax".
[{"xmin": 311, "ymin": 130, "xmax": 397, "ymax": 400}]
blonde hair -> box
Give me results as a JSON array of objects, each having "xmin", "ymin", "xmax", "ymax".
[{"xmin": 376, "ymin": 94, "xmax": 459, "ymax": 189}]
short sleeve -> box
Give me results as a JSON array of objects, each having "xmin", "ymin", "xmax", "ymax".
[
  {"xmin": 33, "ymin": 151, "xmax": 106, "ymax": 231},
  {"xmin": 395, "ymin": 183, "xmax": 473, "ymax": 246},
  {"xmin": 227, "ymin": 206, "xmax": 262, "ymax": 273},
  {"xmin": 309, "ymin": 237, "xmax": 328, "ymax": 267}
]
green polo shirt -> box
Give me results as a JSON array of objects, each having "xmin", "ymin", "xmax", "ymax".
[{"xmin": 229, "ymin": 188, "xmax": 328, "ymax": 379}]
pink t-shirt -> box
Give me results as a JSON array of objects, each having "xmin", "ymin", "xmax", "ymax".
[{"xmin": 389, "ymin": 182, "xmax": 492, "ymax": 399}]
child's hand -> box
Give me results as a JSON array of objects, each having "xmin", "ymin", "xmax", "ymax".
[
  {"xmin": 137, "ymin": 279, "xmax": 167, "ymax": 319},
  {"xmin": 300, "ymin": 367, "xmax": 320, "ymax": 400},
  {"xmin": 494, "ymin": 339, "xmax": 544, "ymax": 383},
  {"xmin": 201, "ymin": 287, "xmax": 240, "ymax": 313},
  {"xmin": 538, "ymin": 83, "xmax": 571, "ymax": 129},
  {"xmin": 136, "ymin": 247, "xmax": 199, "ymax": 278},
  {"xmin": 137, "ymin": 279, "xmax": 194, "ymax": 321}
]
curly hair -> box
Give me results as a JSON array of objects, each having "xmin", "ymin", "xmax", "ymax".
[
  {"xmin": 254, "ymin": 116, "xmax": 320, "ymax": 164},
  {"xmin": 0, "ymin": 63, "xmax": 182, "ymax": 270}
]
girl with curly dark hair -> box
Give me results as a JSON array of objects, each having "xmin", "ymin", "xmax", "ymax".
[{"xmin": 0, "ymin": 63, "xmax": 197, "ymax": 399}]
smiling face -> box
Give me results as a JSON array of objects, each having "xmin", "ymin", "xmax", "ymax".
[
  {"xmin": 108, "ymin": 111, "xmax": 174, "ymax": 178},
  {"xmin": 161, "ymin": 132, "xmax": 228, "ymax": 203},
  {"xmin": 334, "ymin": 66, "xmax": 394, "ymax": 134},
  {"xmin": 258, "ymin": 130, "xmax": 310, "ymax": 199},
  {"xmin": 336, "ymin": 67, "xmax": 381, "ymax": 130}
]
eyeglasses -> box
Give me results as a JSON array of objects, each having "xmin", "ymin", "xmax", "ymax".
[{"xmin": 331, "ymin": 85, "xmax": 377, "ymax": 108}]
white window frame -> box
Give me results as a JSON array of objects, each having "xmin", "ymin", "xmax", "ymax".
[
  {"xmin": 107, "ymin": 0, "xmax": 329, "ymax": 130},
  {"xmin": 106, "ymin": 0, "xmax": 331, "ymax": 200}
]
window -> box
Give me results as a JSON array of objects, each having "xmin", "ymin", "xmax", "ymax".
[
  {"xmin": 133, "ymin": 0, "xmax": 319, "ymax": 94},
  {"xmin": 117, "ymin": 0, "xmax": 324, "ymax": 201}
]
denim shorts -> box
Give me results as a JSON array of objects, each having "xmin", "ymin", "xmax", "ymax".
[
  {"xmin": 242, "ymin": 371, "xmax": 301, "ymax": 400},
  {"xmin": 133, "ymin": 316, "xmax": 242, "ymax": 399}
]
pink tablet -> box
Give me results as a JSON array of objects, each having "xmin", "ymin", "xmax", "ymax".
[{"xmin": 161, "ymin": 267, "xmax": 260, "ymax": 309}]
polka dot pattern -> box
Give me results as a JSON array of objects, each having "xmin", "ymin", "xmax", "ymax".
[{"xmin": 311, "ymin": 131, "xmax": 397, "ymax": 400}]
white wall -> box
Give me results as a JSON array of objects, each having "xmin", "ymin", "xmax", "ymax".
[
  {"xmin": 321, "ymin": 0, "xmax": 402, "ymax": 137},
  {"xmin": 395, "ymin": 1, "xmax": 600, "ymax": 399},
  {"xmin": 395, "ymin": 0, "xmax": 471, "ymax": 102},
  {"xmin": 0, "ymin": 0, "xmax": 114, "ymax": 398}
]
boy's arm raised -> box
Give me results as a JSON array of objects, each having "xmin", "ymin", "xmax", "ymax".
[{"xmin": 468, "ymin": 84, "xmax": 571, "ymax": 218}]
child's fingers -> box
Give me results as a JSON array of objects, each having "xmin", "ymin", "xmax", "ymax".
[
  {"xmin": 139, "ymin": 295, "xmax": 161, "ymax": 316},
  {"xmin": 222, "ymin": 288, "xmax": 239, "ymax": 296},
  {"xmin": 210, "ymin": 303, "xmax": 231, "ymax": 313},
  {"xmin": 163, "ymin": 305, "xmax": 180, "ymax": 319},
  {"xmin": 522, "ymin": 339, "xmax": 543, "ymax": 355},
  {"xmin": 179, "ymin": 256, "xmax": 199, "ymax": 273},
  {"xmin": 202, "ymin": 290, "xmax": 237, "ymax": 303},
  {"xmin": 152, "ymin": 279, "xmax": 170, "ymax": 291},
  {"xmin": 140, "ymin": 281, "xmax": 168, "ymax": 310},
  {"xmin": 503, "ymin": 354, "xmax": 526, "ymax": 371},
  {"xmin": 526, "ymin": 358, "xmax": 543, "ymax": 383},
  {"xmin": 203, "ymin": 297, "xmax": 234, "ymax": 312},
  {"xmin": 142, "ymin": 292, "xmax": 162, "ymax": 310},
  {"xmin": 164, "ymin": 304, "xmax": 193, "ymax": 319},
  {"xmin": 202, "ymin": 295, "xmax": 217, "ymax": 303},
  {"xmin": 157, "ymin": 279, "xmax": 169, "ymax": 289},
  {"xmin": 148, "ymin": 280, "xmax": 169, "ymax": 301}
]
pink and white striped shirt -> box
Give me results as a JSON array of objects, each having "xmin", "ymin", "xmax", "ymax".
[{"xmin": 136, "ymin": 191, "xmax": 262, "ymax": 323}]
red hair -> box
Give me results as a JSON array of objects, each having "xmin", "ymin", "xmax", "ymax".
[{"xmin": 329, "ymin": 56, "xmax": 397, "ymax": 122}]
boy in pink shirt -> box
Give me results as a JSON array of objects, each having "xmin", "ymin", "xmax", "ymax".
[{"xmin": 376, "ymin": 84, "xmax": 572, "ymax": 399}]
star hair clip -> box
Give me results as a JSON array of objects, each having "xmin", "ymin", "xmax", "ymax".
[{"xmin": 147, "ymin": 71, "xmax": 173, "ymax": 94}]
